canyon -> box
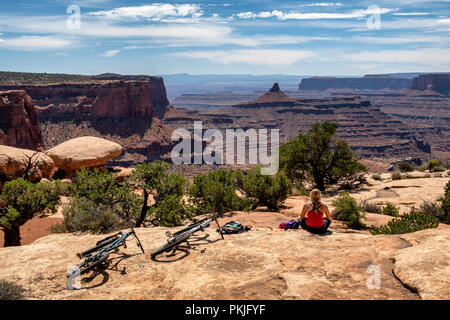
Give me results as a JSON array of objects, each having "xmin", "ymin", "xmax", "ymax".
[
  {"xmin": 166, "ymin": 83, "xmax": 432, "ymax": 161},
  {"xmin": 0, "ymin": 75, "xmax": 173, "ymax": 166},
  {"xmin": 1, "ymin": 72, "xmax": 449, "ymax": 168}
]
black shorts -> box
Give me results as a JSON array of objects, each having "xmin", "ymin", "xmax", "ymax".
[{"xmin": 299, "ymin": 218, "xmax": 331, "ymax": 234}]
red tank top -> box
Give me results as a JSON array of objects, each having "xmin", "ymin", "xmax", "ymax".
[{"xmin": 306, "ymin": 204, "xmax": 324, "ymax": 228}]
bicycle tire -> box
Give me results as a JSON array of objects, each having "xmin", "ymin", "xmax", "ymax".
[
  {"xmin": 78, "ymin": 251, "xmax": 110, "ymax": 275},
  {"xmin": 151, "ymin": 236, "xmax": 187, "ymax": 259}
]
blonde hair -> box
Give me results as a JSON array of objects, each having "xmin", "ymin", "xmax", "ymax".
[{"xmin": 310, "ymin": 189, "xmax": 321, "ymax": 204}]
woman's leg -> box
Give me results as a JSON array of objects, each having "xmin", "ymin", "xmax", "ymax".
[
  {"xmin": 299, "ymin": 219, "xmax": 308, "ymax": 230},
  {"xmin": 300, "ymin": 219, "xmax": 321, "ymax": 233},
  {"xmin": 323, "ymin": 219, "xmax": 331, "ymax": 231}
]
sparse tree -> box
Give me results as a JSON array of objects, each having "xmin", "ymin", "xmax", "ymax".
[
  {"xmin": 280, "ymin": 121, "xmax": 367, "ymax": 191},
  {"xmin": 0, "ymin": 179, "xmax": 61, "ymax": 246},
  {"xmin": 21, "ymin": 151, "xmax": 40, "ymax": 181},
  {"xmin": 131, "ymin": 161, "xmax": 191, "ymax": 227}
]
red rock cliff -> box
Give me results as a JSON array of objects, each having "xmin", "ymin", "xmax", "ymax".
[
  {"xmin": 0, "ymin": 77, "xmax": 170, "ymax": 120},
  {"xmin": 90, "ymin": 81, "xmax": 154, "ymax": 119},
  {"xmin": 411, "ymin": 74, "xmax": 450, "ymax": 95},
  {"xmin": 0, "ymin": 90, "xmax": 45, "ymax": 150}
]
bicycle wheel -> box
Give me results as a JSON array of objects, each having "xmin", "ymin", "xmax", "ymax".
[{"xmin": 78, "ymin": 251, "xmax": 110, "ymax": 275}]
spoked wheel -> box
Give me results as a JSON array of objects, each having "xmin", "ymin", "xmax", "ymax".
[
  {"xmin": 78, "ymin": 251, "xmax": 110, "ymax": 275},
  {"xmin": 67, "ymin": 251, "xmax": 110, "ymax": 290}
]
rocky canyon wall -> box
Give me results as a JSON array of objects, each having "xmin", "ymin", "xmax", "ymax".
[
  {"xmin": 0, "ymin": 78, "xmax": 173, "ymax": 165},
  {"xmin": 411, "ymin": 74, "xmax": 450, "ymax": 95},
  {"xmin": 299, "ymin": 76, "xmax": 412, "ymax": 91},
  {"xmin": 0, "ymin": 90, "xmax": 44, "ymax": 150}
]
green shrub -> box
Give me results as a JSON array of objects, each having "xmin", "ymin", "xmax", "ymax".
[
  {"xmin": 382, "ymin": 203, "xmax": 400, "ymax": 217},
  {"xmin": 189, "ymin": 169, "xmax": 251, "ymax": 216},
  {"xmin": 131, "ymin": 161, "xmax": 191, "ymax": 227},
  {"xmin": 54, "ymin": 198, "xmax": 132, "ymax": 234},
  {"xmin": 424, "ymin": 160, "xmax": 442, "ymax": 172},
  {"xmin": 240, "ymin": 167, "xmax": 292, "ymax": 210},
  {"xmin": 418, "ymin": 200, "xmax": 448, "ymax": 223},
  {"xmin": 148, "ymin": 194, "xmax": 193, "ymax": 227},
  {"xmin": 359, "ymin": 200, "xmax": 382, "ymax": 214},
  {"xmin": 371, "ymin": 174, "xmax": 382, "ymax": 181},
  {"xmin": 280, "ymin": 121, "xmax": 367, "ymax": 191},
  {"xmin": 440, "ymin": 181, "xmax": 450, "ymax": 223},
  {"xmin": 67, "ymin": 168, "xmax": 141, "ymax": 229},
  {"xmin": 0, "ymin": 179, "xmax": 61, "ymax": 246},
  {"xmin": 0, "ymin": 280, "xmax": 25, "ymax": 300},
  {"xmin": 391, "ymin": 171, "xmax": 402, "ymax": 180},
  {"xmin": 370, "ymin": 210, "xmax": 439, "ymax": 235},
  {"xmin": 332, "ymin": 192, "xmax": 366, "ymax": 229},
  {"xmin": 292, "ymin": 185, "xmax": 309, "ymax": 196},
  {"xmin": 398, "ymin": 161, "xmax": 415, "ymax": 172}
]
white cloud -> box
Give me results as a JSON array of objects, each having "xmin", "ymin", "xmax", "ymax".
[
  {"xmin": 349, "ymin": 35, "xmax": 450, "ymax": 44},
  {"xmin": 393, "ymin": 12, "xmax": 433, "ymax": 16},
  {"xmin": 234, "ymin": 7, "xmax": 396, "ymax": 20},
  {"xmin": 339, "ymin": 48, "xmax": 450, "ymax": 67},
  {"xmin": 89, "ymin": 4, "xmax": 204, "ymax": 21},
  {"xmin": 304, "ymin": 2, "xmax": 343, "ymax": 7},
  {"xmin": 101, "ymin": 49, "xmax": 120, "ymax": 57},
  {"xmin": 0, "ymin": 36, "xmax": 72, "ymax": 51},
  {"xmin": 174, "ymin": 49, "xmax": 315, "ymax": 65}
]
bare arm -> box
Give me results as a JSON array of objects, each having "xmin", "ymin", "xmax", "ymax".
[
  {"xmin": 300, "ymin": 204, "xmax": 309, "ymax": 219},
  {"xmin": 321, "ymin": 204, "xmax": 332, "ymax": 221}
]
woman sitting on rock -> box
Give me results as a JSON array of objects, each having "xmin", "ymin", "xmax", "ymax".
[{"xmin": 299, "ymin": 189, "xmax": 332, "ymax": 235}]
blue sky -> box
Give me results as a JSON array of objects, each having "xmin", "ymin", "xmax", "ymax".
[{"xmin": 0, "ymin": 0, "xmax": 449, "ymax": 76}]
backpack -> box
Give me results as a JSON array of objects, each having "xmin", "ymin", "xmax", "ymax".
[
  {"xmin": 279, "ymin": 219, "xmax": 299, "ymax": 230},
  {"xmin": 218, "ymin": 221, "xmax": 251, "ymax": 234}
]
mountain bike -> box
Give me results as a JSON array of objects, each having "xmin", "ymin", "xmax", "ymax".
[
  {"xmin": 66, "ymin": 228, "xmax": 145, "ymax": 289},
  {"xmin": 151, "ymin": 214, "xmax": 224, "ymax": 259}
]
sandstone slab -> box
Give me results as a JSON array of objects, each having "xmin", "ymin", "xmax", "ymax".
[
  {"xmin": 1, "ymin": 218, "xmax": 448, "ymax": 300},
  {"xmin": 45, "ymin": 136, "xmax": 122, "ymax": 174},
  {"xmin": 0, "ymin": 145, "xmax": 54, "ymax": 181},
  {"xmin": 393, "ymin": 229, "xmax": 450, "ymax": 299}
]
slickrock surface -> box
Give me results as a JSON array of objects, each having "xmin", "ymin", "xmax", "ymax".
[
  {"xmin": 45, "ymin": 136, "xmax": 122, "ymax": 174},
  {"xmin": 393, "ymin": 230, "xmax": 450, "ymax": 299},
  {"xmin": 332, "ymin": 174, "xmax": 449, "ymax": 214},
  {"xmin": 1, "ymin": 220, "xmax": 448, "ymax": 300},
  {"xmin": 0, "ymin": 90, "xmax": 44, "ymax": 150},
  {"xmin": 1, "ymin": 175, "xmax": 449, "ymax": 300},
  {"xmin": 0, "ymin": 145, "xmax": 54, "ymax": 181}
]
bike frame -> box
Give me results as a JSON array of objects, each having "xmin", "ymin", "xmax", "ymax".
[
  {"xmin": 70, "ymin": 228, "xmax": 145, "ymax": 276},
  {"xmin": 151, "ymin": 213, "xmax": 223, "ymax": 259}
]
